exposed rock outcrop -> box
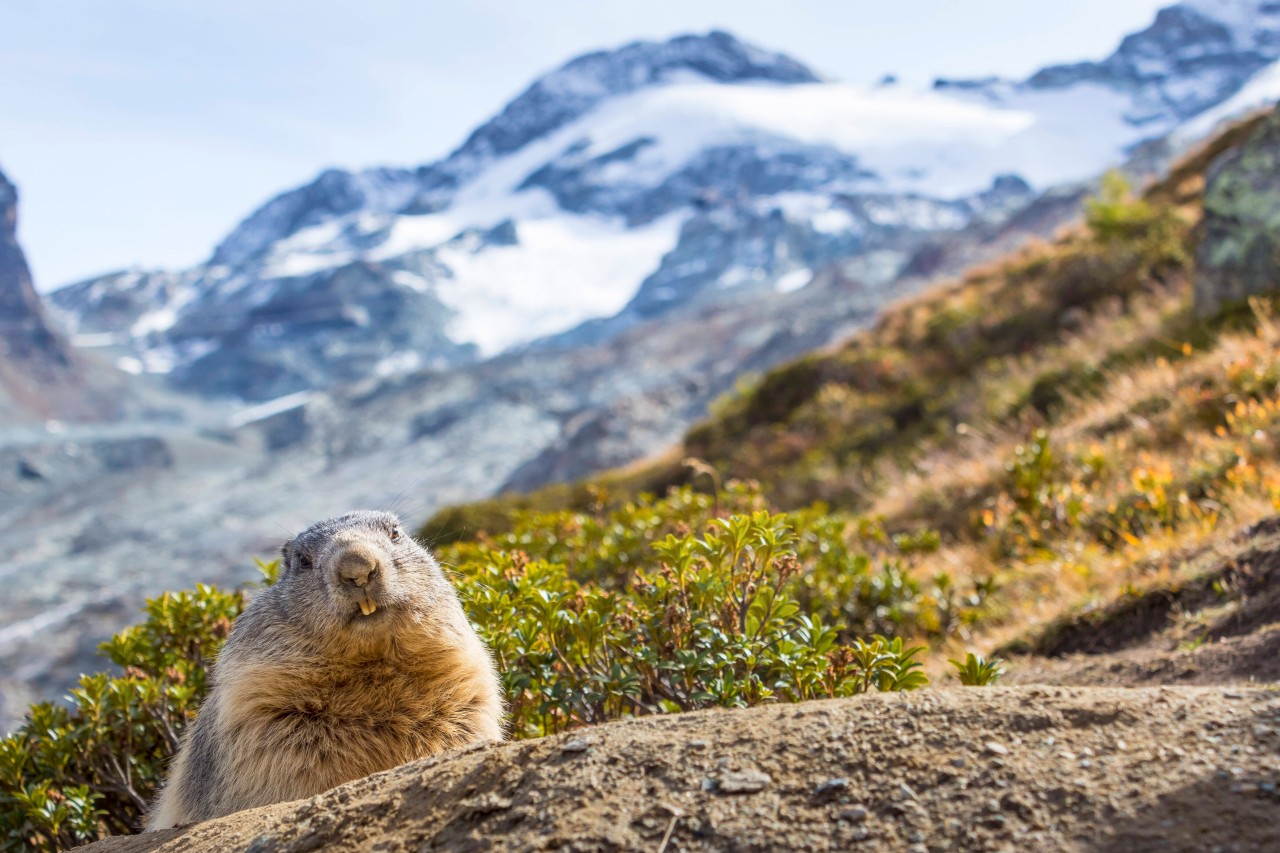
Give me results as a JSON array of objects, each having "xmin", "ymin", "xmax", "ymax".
[
  {"xmin": 1195, "ymin": 108, "xmax": 1280, "ymax": 314},
  {"xmin": 0, "ymin": 168, "xmax": 108, "ymax": 423}
]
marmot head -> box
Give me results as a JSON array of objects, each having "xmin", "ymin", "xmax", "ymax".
[{"xmin": 276, "ymin": 511, "xmax": 457, "ymax": 650}]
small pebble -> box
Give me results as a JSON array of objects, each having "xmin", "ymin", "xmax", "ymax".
[
  {"xmin": 560, "ymin": 738, "xmax": 592, "ymax": 753},
  {"xmin": 984, "ymin": 741, "xmax": 1009, "ymax": 756},
  {"xmin": 718, "ymin": 769, "xmax": 772, "ymax": 794},
  {"xmin": 814, "ymin": 778, "xmax": 850, "ymax": 800},
  {"xmin": 687, "ymin": 739, "xmax": 709, "ymax": 749},
  {"xmin": 851, "ymin": 828, "xmax": 871, "ymax": 842},
  {"xmin": 951, "ymin": 756, "xmax": 966, "ymax": 768},
  {"xmin": 897, "ymin": 782, "xmax": 919, "ymax": 801},
  {"xmin": 838, "ymin": 806, "xmax": 869, "ymax": 822}
]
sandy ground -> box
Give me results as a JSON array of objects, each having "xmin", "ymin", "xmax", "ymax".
[{"xmin": 79, "ymin": 685, "xmax": 1280, "ymax": 853}]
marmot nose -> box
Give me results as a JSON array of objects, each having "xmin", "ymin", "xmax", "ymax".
[{"xmin": 335, "ymin": 548, "xmax": 379, "ymax": 588}]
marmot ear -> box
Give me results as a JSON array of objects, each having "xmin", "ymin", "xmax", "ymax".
[{"xmin": 280, "ymin": 539, "xmax": 293, "ymax": 566}]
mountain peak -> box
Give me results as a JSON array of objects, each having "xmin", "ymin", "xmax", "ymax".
[
  {"xmin": 1022, "ymin": 0, "xmax": 1280, "ymax": 125},
  {"xmin": 449, "ymin": 30, "xmax": 820, "ymax": 163},
  {"xmin": 0, "ymin": 166, "xmax": 87, "ymax": 418},
  {"xmin": 208, "ymin": 31, "xmax": 817, "ymax": 270}
]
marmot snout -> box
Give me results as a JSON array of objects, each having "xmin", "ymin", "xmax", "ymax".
[{"xmin": 146, "ymin": 511, "xmax": 504, "ymax": 830}]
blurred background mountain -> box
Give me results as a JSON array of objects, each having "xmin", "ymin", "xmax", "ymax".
[{"xmin": 4, "ymin": 0, "xmax": 1280, "ymax": 730}]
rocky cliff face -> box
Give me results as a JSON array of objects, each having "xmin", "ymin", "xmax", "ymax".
[
  {"xmin": 0, "ymin": 172, "xmax": 70, "ymax": 368},
  {"xmin": 0, "ymin": 169, "xmax": 107, "ymax": 424}
]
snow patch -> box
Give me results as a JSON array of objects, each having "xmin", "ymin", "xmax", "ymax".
[
  {"xmin": 810, "ymin": 207, "xmax": 857, "ymax": 235},
  {"xmin": 130, "ymin": 305, "xmax": 180, "ymax": 337},
  {"xmin": 260, "ymin": 247, "xmax": 358, "ymax": 279},
  {"xmin": 71, "ymin": 332, "xmax": 127, "ymax": 347},
  {"xmin": 432, "ymin": 212, "xmax": 685, "ymax": 355},
  {"xmin": 374, "ymin": 351, "xmax": 424, "ymax": 377},
  {"xmin": 717, "ymin": 266, "xmax": 761, "ymax": 289},
  {"xmin": 391, "ymin": 270, "xmax": 431, "ymax": 292},
  {"xmin": 1176, "ymin": 57, "xmax": 1280, "ymax": 141},
  {"xmin": 227, "ymin": 391, "xmax": 315, "ymax": 429},
  {"xmin": 774, "ymin": 268, "xmax": 813, "ymax": 293}
]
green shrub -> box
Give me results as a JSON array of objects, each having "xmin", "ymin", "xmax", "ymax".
[
  {"xmin": 462, "ymin": 509, "xmax": 928, "ymax": 737},
  {"xmin": 4, "ymin": 495, "xmax": 936, "ymax": 849},
  {"xmin": 1, "ymin": 582, "xmax": 248, "ymax": 850},
  {"xmin": 1086, "ymin": 171, "xmax": 1157, "ymax": 242},
  {"xmin": 949, "ymin": 653, "xmax": 1006, "ymax": 686},
  {"xmin": 442, "ymin": 485, "xmax": 989, "ymax": 644}
]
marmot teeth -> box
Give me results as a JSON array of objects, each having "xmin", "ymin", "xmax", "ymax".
[{"xmin": 359, "ymin": 598, "xmax": 378, "ymax": 616}]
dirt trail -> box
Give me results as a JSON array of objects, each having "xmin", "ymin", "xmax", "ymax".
[{"xmin": 80, "ymin": 686, "xmax": 1280, "ymax": 853}]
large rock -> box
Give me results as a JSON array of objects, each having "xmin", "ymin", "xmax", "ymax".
[{"xmin": 1195, "ymin": 108, "xmax": 1280, "ymax": 314}]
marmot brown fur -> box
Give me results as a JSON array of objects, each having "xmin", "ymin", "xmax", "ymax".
[{"xmin": 146, "ymin": 511, "xmax": 504, "ymax": 829}]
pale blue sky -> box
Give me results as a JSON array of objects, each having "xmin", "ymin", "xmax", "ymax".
[{"xmin": 1, "ymin": 0, "xmax": 1169, "ymax": 289}]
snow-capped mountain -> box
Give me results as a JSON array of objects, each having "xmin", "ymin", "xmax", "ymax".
[
  {"xmin": 48, "ymin": 2, "xmax": 1280, "ymax": 403},
  {"xmin": 1021, "ymin": 0, "xmax": 1280, "ymax": 124}
]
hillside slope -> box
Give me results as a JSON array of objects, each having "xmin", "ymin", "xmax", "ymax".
[
  {"xmin": 422, "ymin": 102, "xmax": 1280, "ymax": 687},
  {"xmin": 80, "ymin": 686, "xmax": 1280, "ymax": 853}
]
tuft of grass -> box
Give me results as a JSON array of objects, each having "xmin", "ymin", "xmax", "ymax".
[{"xmin": 949, "ymin": 653, "xmax": 1007, "ymax": 686}]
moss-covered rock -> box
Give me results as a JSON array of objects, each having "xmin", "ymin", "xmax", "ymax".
[{"xmin": 1195, "ymin": 108, "xmax": 1280, "ymax": 315}]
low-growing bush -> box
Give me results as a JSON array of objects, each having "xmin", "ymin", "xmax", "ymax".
[
  {"xmin": 3, "ymin": 497, "xmax": 935, "ymax": 850},
  {"xmin": 1, "ymin": 582, "xmax": 247, "ymax": 851},
  {"xmin": 464, "ymin": 510, "xmax": 928, "ymax": 737}
]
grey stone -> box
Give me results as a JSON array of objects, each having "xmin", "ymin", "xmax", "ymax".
[{"xmin": 1196, "ymin": 108, "xmax": 1280, "ymax": 315}]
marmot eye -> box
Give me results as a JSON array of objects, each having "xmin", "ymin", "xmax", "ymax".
[
  {"xmin": 297, "ymin": 553, "xmax": 313, "ymax": 571},
  {"xmin": 390, "ymin": 527, "xmax": 402, "ymax": 542}
]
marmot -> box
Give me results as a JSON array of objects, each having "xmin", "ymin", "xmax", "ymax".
[{"xmin": 147, "ymin": 511, "xmax": 504, "ymax": 829}]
